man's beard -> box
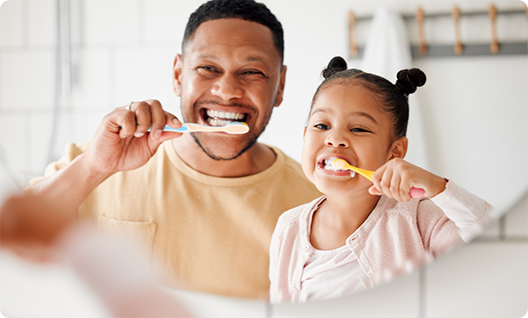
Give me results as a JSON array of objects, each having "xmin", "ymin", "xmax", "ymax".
[
  {"xmin": 190, "ymin": 107, "xmax": 272, "ymax": 161},
  {"xmin": 190, "ymin": 132, "xmax": 260, "ymax": 161}
]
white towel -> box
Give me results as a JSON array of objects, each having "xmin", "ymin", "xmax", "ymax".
[{"xmin": 357, "ymin": 6, "xmax": 430, "ymax": 170}]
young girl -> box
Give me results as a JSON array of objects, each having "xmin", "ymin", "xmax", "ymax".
[{"xmin": 269, "ymin": 56, "xmax": 491, "ymax": 303}]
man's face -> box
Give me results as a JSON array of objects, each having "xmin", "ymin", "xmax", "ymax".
[{"xmin": 173, "ymin": 18, "xmax": 286, "ymax": 160}]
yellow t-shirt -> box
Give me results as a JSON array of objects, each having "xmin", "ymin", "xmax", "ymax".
[{"xmin": 36, "ymin": 141, "xmax": 321, "ymax": 299}]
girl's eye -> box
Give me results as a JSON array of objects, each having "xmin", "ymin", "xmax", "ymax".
[
  {"xmin": 351, "ymin": 127, "xmax": 368, "ymax": 133},
  {"xmin": 315, "ymin": 124, "xmax": 330, "ymax": 130}
]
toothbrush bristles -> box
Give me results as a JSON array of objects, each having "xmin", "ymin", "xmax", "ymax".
[{"xmin": 333, "ymin": 159, "xmax": 347, "ymax": 169}]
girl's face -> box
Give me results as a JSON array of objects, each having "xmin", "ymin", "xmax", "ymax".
[{"xmin": 301, "ymin": 82, "xmax": 406, "ymax": 196}]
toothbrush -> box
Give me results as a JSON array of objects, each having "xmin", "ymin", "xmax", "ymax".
[
  {"xmin": 332, "ymin": 158, "xmax": 425, "ymax": 198},
  {"xmin": 149, "ymin": 122, "xmax": 249, "ymax": 135}
]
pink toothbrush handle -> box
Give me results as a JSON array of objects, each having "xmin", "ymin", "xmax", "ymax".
[{"xmin": 410, "ymin": 187, "xmax": 425, "ymax": 198}]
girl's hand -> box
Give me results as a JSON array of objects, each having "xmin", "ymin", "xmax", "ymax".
[{"xmin": 368, "ymin": 158, "xmax": 447, "ymax": 202}]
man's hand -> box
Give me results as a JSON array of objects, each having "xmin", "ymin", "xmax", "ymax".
[
  {"xmin": 0, "ymin": 194, "xmax": 73, "ymax": 246},
  {"xmin": 82, "ymin": 100, "xmax": 183, "ymax": 177},
  {"xmin": 0, "ymin": 193, "xmax": 75, "ymax": 262},
  {"xmin": 29, "ymin": 100, "xmax": 183, "ymax": 213}
]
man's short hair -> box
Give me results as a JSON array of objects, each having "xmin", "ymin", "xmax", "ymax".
[{"xmin": 183, "ymin": 0, "xmax": 284, "ymax": 63}]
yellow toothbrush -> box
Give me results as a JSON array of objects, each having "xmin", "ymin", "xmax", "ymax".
[{"xmin": 332, "ymin": 158, "xmax": 425, "ymax": 198}]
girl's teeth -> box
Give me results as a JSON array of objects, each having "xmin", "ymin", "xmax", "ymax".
[
  {"xmin": 325, "ymin": 163, "xmax": 340, "ymax": 171},
  {"xmin": 323, "ymin": 157, "xmax": 349, "ymax": 172},
  {"xmin": 350, "ymin": 171, "xmax": 356, "ymax": 178}
]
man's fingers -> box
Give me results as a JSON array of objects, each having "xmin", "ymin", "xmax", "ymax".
[
  {"xmin": 134, "ymin": 102, "xmax": 152, "ymax": 138},
  {"xmin": 165, "ymin": 112, "xmax": 181, "ymax": 128},
  {"xmin": 119, "ymin": 110, "xmax": 138, "ymax": 139},
  {"xmin": 146, "ymin": 100, "xmax": 166, "ymax": 140},
  {"xmin": 154, "ymin": 114, "xmax": 184, "ymax": 144},
  {"xmin": 117, "ymin": 100, "xmax": 166, "ymax": 139}
]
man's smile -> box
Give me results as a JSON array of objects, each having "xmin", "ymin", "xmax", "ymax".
[{"xmin": 200, "ymin": 108, "xmax": 251, "ymax": 127}]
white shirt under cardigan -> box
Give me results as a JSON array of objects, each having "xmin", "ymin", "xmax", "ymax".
[{"xmin": 269, "ymin": 181, "xmax": 492, "ymax": 303}]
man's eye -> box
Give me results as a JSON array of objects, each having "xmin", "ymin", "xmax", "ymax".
[
  {"xmin": 315, "ymin": 124, "xmax": 330, "ymax": 130},
  {"xmin": 242, "ymin": 70, "xmax": 264, "ymax": 76},
  {"xmin": 199, "ymin": 66, "xmax": 215, "ymax": 72}
]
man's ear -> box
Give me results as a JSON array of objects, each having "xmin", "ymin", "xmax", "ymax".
[
  {"xmin": 388, "ymin": 136, "xmax": 408, "ymax": 160},
  {"xmin": 173, "ymin": 54, "xmax": 183, "ymax": 97},
  {"xmin": 274, "ymin": 65, "xmax": 287, "ymax": 107}
]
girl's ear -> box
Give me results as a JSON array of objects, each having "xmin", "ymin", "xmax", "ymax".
[
  {"xmin": 388, "ymin": 136, "xmax": 408, "ymax": 160},
  {"xmin": 303, "ymin": 126, "xmax": 307, "ymax": 137}
]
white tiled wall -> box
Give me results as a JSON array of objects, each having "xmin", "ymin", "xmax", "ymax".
[
  {"xmin": 28, "ymin": 0, "xmax": 56, "ymax": 46},
  {"xmin": 69, "ymin": 47, "xmax": 113, "ymax": 107},
  {"xmin": 0, "ymin": 0, "xmax": 23, "ymax": 47},
  {"xmin": 0, "ymin": 0, "xmax": 527, "ymax": 317},
  {"xmin": 113, "ymin": 46, "xmax": 176, "ymax": 106},
  {"xmin": 0, "ymin": 50, "xmax": 55, "ymax": 110},
  {"xmin": 82, "ymin": 0, "xmax": 141, "ymax": 45}
]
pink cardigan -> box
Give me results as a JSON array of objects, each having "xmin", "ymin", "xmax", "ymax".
[{"xmin": 269, "ymin": 181, "xmax": 491, "ymax": 303}]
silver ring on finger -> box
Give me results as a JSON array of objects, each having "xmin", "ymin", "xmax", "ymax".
[{"xmin": 125, "ymin": 101, "xmax": 134, "ymax": 111}]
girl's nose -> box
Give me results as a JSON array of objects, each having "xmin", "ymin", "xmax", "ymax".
[
  {"xmin": 211, "ymin": 74, "xmax": 244, "ymax": 100},
  {"xmin": 325, "ymin": 133, "xmax": 349, "ymax": 148}
]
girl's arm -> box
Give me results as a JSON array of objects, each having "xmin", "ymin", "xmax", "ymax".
[
  {"xmin": 370, "ymin": 158, "xmax": 492, "ymax": 242},
  {"xmin": 429, "ymin": 180, "xmax": 492, "ymax": 242}
]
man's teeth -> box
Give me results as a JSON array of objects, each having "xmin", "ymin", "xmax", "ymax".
[
  {"xmin": 206, "ymin": 118, "xmax": 233, "ymax": 126},
  {"xmin": 206, "ymin": 109, "xmax": 245, "ymax": 126}
]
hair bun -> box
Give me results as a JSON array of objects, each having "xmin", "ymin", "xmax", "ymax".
[
  {"xmin": 396, "ymin": 68, "xmax": 426, "ymax": 95},
  {"xmin": 322, "ymin": 56, "xmax": 347, "ymax": 79}
]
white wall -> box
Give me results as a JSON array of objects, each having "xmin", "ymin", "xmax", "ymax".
[{"xmin": 0, "ymin": 0, "xmax": 527, "ymax": 317}]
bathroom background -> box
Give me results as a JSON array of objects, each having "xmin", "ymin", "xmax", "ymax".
[{"xmin": 0, "ymin": 0, "xmax": 527, "ymax": 317}]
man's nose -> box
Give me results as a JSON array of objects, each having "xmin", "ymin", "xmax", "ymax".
[
  {"xmin": 211, "ymin": 74, "xmax": 244, "ymax": 100},
  {"xmin": 325, "ymin": 132, "xmax": 349, "ymax": 148}
]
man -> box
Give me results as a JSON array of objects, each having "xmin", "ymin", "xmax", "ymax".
[{"xmin": 30, "ymin": 0, "xmax": 321, "ymax": 299}]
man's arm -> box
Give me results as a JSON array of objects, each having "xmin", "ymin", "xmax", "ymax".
[
  {"xmin": 0, "ymin": 193, "xmax": 193, "ymax": 317},
  {"xmin": 30, "ymin": 99, "xmax": 183, "ymax": 212}
]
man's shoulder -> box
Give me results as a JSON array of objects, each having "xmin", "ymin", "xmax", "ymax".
[
  {"xmin": 267, "ymin": 145, "xmax": 307, "ymax": 179},
  {"xmin": 277, "ymin": 196, "xmax": 323, "ymax": 227},
  {"xmin": 268, "ymin": 147, "xmax": 321, "ymax": 195}
]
